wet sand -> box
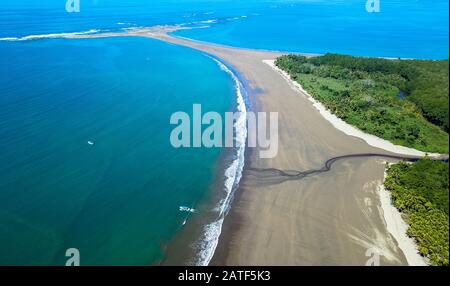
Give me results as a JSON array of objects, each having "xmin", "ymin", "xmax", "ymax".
[{"xmin": 70, "ymin": 28, "xmax": 414, "ymax": 265}]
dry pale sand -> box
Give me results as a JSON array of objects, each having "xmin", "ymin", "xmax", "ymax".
[
  {"xmin": 68, "ymin": 28, "xmax": 423, "ymax": 265},
  {"xmin": 378, "ymin": 165, "xmax": 427, "ymax": 266}
]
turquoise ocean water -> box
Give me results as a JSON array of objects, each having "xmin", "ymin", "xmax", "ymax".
[
  {"xmin": 0, "ymin": 37, "xmax": 237, "ymax": 265},
  {"xmin": 0, "ymin": 0, "xmax": 448, "ymax": 265}
]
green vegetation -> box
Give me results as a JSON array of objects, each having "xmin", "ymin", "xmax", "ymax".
[
  {"xmin": 275, "ymin": 54, "xmax": 449, "ymax": 153},
  {"xmin": 385, "ymin": 159, "xmax": 449, "ymax": 266}
]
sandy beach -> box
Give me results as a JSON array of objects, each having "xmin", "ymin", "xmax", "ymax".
[
  {"xmin": 65, "ymin": 27, "xmax": 434, "ymax": 265},
  {"xmin": 378, "ymin": 164, "xmax": 427, "ymax": 266}
]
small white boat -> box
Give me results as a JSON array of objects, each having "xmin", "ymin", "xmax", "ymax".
[
  {"xmin": 179, "ymin": 206, "xmax": 195, "ymax": 213},
  {"xmin": 87, "ymin": 141, "xmax": 95, "ymax": 146}
]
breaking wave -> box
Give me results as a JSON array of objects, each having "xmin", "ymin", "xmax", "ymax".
[{"xmin": 194, "ymin": 57, "xmax": 247, "ymax": 266}]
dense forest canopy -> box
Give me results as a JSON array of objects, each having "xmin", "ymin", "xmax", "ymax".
[
  {"xmin": 276, "ymin": 54, "xmax": 449, "ymax": 153},
  {"xmin": 385, "ymin": 159, "xmax": 449, "ymax": 266},
  {"xmin": 307, "ymin": 54, "xmax": 449, "ymax": 131}
]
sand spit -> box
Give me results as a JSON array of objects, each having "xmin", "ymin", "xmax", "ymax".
[{"xmin": 62, "ymin": 27, "xmax": 438, "ymax": 265}]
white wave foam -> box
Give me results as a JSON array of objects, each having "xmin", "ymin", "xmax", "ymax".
[
  {"xmin": 191, "ymin": 19, "xmax": 218, "ymax": 25},
  {"xmin": 182, "ymin": 16, "xmax": 246, "ymax": 27},
  {"xmin": 0, "ymin": 29, "xmax": 100, "ymax": 42},
  {"xmin": 194, "ymin": 57, "xmax": 247, "ymax": 266},
  {"xmin": 195, "ymin": 218, "xmax": 224, "ymax": 266},
  {"xmin": 117, "ymin": 22, "xmax": 136, "ymax": 26}
]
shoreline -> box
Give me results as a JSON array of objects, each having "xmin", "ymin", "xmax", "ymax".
[
  {"xmin": 160, "ymin": 54, "xmax": 250, "ymax": 266},
  {"xmin": 263, "ymin": 59, "xmax": 443, "ymax": 158},
  {"xmin": 377, "ymin": 163, "xmax": 428, "ymax": 266},
  {"xmin": 195, "ymin": 56, "xmax": 248, "ymax": 266},
  {"xmin": 2, "ymin": 27, "xmax": 445, "ymax": 61},
  {"xmin": 22, "ymin": 26, "xmax": 446, "ymax": 265}
]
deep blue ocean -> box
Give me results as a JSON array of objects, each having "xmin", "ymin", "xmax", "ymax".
[{"xmin": 0, "ymin": 0, "xmax": 448, "ymax": 265}]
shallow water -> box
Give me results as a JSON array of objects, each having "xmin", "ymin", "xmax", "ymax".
[{"xmin": 2, "ymin": 0, "xmax": 448, "ymax": 59}]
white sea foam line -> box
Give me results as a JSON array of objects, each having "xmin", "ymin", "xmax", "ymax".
[
  {"xmin": 199, "ymin": 19, "xmax": 218, "ymax": 24},
  {"xmin": 116, "ymin": 22, "xmax": 135, "ymax": 26},
  {"xmin": 195, "ymin": 57, "xmax": 247, "ymax": 266},
  {"xmin": 183, "ymin": 19, "xmax": 218, "ymax": 26},
  {"xmin": 378, "ymin": 164, "xmax": 427, "ymax": 266},
  {"xmin": 0, "ymin": 29, "xmax": 100, "ymax": 41},
  {"xmin": 263, "ymin": 59, "xmax": 442, "ymax": 158}
]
